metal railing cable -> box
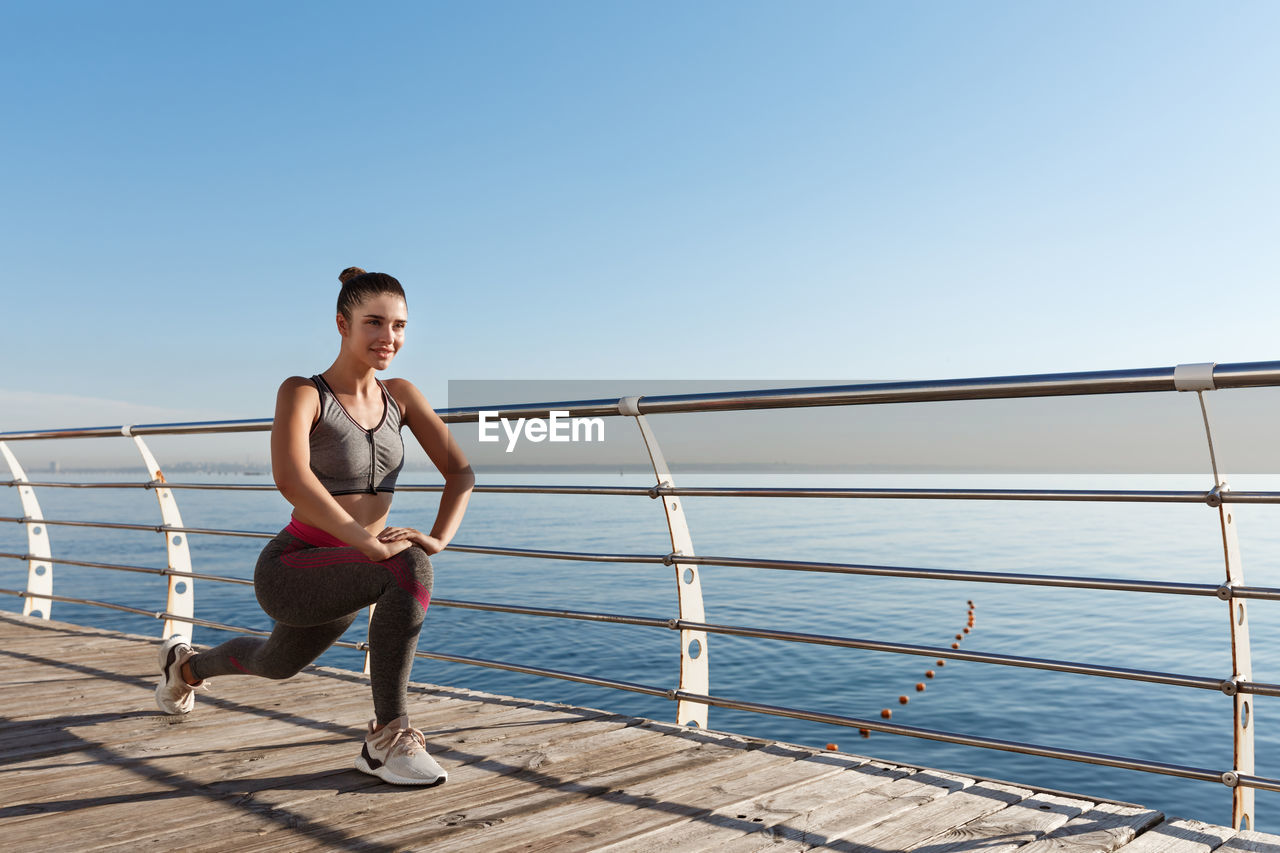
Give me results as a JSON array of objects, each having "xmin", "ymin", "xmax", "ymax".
[
  {"xmin": 0, "ymin": 515, "xmax": 275, "ymax": 539},
  {"xmin": 0, "ymin": 552, "xmax": 254, "ymax": 585},
  {"xmin": 14, "ymin": 478, "xmax": 1280, "ymax": 505},
  {"xmin": 7, "ymin": 563, "xmax": 1280, "ymax": 701},
  {"xmin": 4, "ymin": 584, "xmax": 1278, "ymax": 795},
  {"xmin": 11, "ymin": 514, "xmax": 1280, "ymax": 599}
]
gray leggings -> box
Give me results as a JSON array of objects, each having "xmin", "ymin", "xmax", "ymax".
[{"xmin": 189, "ymin": 530, "xmax": 433, "ymax": 725}]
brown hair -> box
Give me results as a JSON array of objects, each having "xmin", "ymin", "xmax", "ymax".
[{"xmin": 336, "ymin": 266, "xmax": 407, "ymax": 320}]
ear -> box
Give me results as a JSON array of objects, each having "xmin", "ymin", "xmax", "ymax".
[{"xmin": 336, "ymin": 313, "xmax": 349, "ymax": 337}]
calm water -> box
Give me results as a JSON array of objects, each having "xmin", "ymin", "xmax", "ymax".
[{"xmin": 4, "ymin": 469, "xmax": 1280, "ymax": 829}]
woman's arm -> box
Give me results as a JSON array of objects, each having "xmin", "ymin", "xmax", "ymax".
[
  {"xmin": 271, "ymin": 377, "xmax": 410, "ymax": 561},
  {"xmin": 379, "ymin": 378, "xmax": 474, "ymax": 555}
]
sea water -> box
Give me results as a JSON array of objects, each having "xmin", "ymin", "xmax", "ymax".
[{"xmin": 3, "ymin": 469, "xmax": 1280, "ymax": 829}]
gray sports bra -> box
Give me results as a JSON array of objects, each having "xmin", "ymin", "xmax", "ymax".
[{"xmin": 309, "ymin": 375, "xmax": 405, "ymax": 496}]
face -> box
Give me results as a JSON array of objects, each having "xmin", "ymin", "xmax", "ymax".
[{"xmin": 337, "ymin": 292, "xmax": 408, "ymax": 370}]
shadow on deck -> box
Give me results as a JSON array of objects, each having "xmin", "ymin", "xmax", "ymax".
[{"xmin": 1, "ymin": 612, "xmax": 1277, "ymax": 853}]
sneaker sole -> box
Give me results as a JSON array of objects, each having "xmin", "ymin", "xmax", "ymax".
[{"xmin": 354, "ymin": 754, "xmax": 447, "ymax": 786}]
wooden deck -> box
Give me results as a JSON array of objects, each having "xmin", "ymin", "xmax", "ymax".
[{"xmin": 1, "ymin": 613, "xmax": 1278, "ymax": 853}]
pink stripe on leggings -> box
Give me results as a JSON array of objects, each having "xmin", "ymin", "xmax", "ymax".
[
  {"xmin": 286, "ymin": 516, "xmax": 349, "ymax": 548},
  {"xmin": 277, "ymin": 537, "xmax": 431, "ymax": 613},
  {"xmin": 384, "ymin": 555, "xmax": 432, "ymax": 612}
]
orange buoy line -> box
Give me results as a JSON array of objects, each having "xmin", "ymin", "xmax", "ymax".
[{"xmin": 859, "ymin": 599, "xmax": 976, "ymax": 740}]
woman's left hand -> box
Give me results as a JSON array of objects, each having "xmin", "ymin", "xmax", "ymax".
[{"xmin": 377, "ymin": 526, "xmax": 445, "ymax": 555}]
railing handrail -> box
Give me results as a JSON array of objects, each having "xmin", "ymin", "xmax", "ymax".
[{"xmin": 5, "ymin": 359, "xmax": 1280, "ymax": 440}]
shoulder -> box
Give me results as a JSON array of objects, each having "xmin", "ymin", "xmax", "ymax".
[
  {"xmin": 277, "ymin": 375, "xmax": 321, "ymax": 401},
  {"xmin": 279, "ymin": 375, "xmax": 318, "ymax": 392},
  {"xmin": 382, "ymin": 377, "xmax": 435, "ymax": 424},
  {"xmin": 274, "ymin": 376, "xmax": 322, "ymax": 419}
]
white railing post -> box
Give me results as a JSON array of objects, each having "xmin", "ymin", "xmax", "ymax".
[
  {"xmin": 0, "ymin": 442, "xmax": 53, "ymax": 619},
  {"xmin": 620, "ymin": 397, "xmax": 710, "ymax": 728},
  {"xmin": 129, "ymin": 431, "xmax": 195, "ymax": 642},
  {"xmin": 1175, "ymin": 363, "xmax": 1254, "ymax": 829}
]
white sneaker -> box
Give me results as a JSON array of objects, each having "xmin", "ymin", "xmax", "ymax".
[
  {"xmin": 155, "ymin": 635, "xmax": 208, "ymax": 715},
  {"xmin": 354, "ymin": 716, "xmax": 447, "ymax": 786}
]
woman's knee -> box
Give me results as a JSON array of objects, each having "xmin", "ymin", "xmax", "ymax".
[{"xmin": 403, "ymin": 545, "xmax": 434, "ymax": 590}]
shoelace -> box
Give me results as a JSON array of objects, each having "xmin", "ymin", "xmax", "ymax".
[
  {"xmin": 370, "ymin": 723, "xmax": 427, "ymax": 758},
  {"xmin": 389, "ymin": 727, "xmax": 428, "ymax": 759}
]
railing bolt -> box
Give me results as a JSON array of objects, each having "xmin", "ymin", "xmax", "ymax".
[
  {"xmin": 1221, "ymin": 680, "xmax": 1239, "ymax": 696},
  {"xmin": 1206, "ymin": 485, "xmax": 1223, "ymax": 508},
  {"xmin": 1216, "ymin": 584, "xmax": 1235, "ymax": 601},
  {"xmin": 1222, "ymin": 771, "xmax": 1239, "ymax": 787}
]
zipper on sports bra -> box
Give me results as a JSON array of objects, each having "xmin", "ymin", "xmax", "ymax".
[{"xmin": 367, "ymin": 431, "xmax": 375, "ymax": 494}]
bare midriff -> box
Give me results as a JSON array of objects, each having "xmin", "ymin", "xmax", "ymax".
[
  {"xmin": 293, "ymin": 491, "xmax": 394, "ymax": 540},
  {"xmin": 339, "ymin": 492, "xmax": 394, "ymax": 532}
]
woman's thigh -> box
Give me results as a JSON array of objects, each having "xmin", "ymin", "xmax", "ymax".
[{"xmin": 254, "ymin": 536, "xmax": 395, "ymax": 627}]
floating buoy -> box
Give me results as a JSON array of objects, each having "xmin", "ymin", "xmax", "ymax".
[
  {"xmin": 871, "ymin": 598, "xmax": 974, "ymax": 726},
  {"xmin": 825, "ymin": 743, "xmax": 838, "ymax": 751},
  {"xmin": 859, "ymin": 728, "xmax": 870, "ymax": 738}
]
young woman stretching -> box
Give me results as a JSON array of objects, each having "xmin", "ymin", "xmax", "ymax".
[{"xmin": 155, "ymin": 267, "xmax": 474, "ymax": 786}]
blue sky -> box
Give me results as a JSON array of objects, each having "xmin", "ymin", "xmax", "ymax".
[{"xmin": 2, "ymin": 1, "xmax": 1278, "ymax": 443}]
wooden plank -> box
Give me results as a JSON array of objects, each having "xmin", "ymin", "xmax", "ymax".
[
  {"xmin": 167, "ymin": 722, "xmax": 730, "ymax": 853},
  {"xmin": 725, "ymin": 769, "xmax": 974, "ymax": 852},
  {"xmin": 1119, "ymin": 817, "xmax": 1236, "ymax": 852},
  {"xmin": 11, "ymin": 706, "xmax": 639, "ymax": 849},
  {"xmin": 556, "ymin": 748, "xmax": 869, "ymax": 853},
  {"xmin": 277, "ymin": 723, "xmax": 727, "ymax": 841},
  {"xmin": 406, "ymin": 739, "xmax": 813, "ymax": 852},
  {"xmin": 593, "ymin": 760, "xmax": 913, "ymax": 853},
  {"xmin": 97, "ymin": 722, "xmax": 653, "ymax": 853},
  {"xmin": 910, "ymin": 791, "xmax": 1091, "ymax": 853},
  {"xmin": 0, "ymin": 662, "xmax": 613, "ymax": 837},
  {"xmin": 1016, "ymin": 803, "xmax": 1165, "ymax": 853},
  {"xmin": 86, "ymin": 711, "xmax": 662, "ymax": 849},
  {"xmin": 812, "ymin": 780, "xmax": 1032, "ymax": 853},
  {"xmin": 1217, "ymin": 828, "xmax": 1280, "ymax": 852}
]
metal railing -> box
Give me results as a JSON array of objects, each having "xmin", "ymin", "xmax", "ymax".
[{"xmin": 3, "ymin": 359, "xmax": 1279, "ymax": 829}]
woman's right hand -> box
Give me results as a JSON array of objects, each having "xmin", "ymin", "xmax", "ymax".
[{"xmin": 361, "ymin": 537, "xmax": 413, "ymax": 562}]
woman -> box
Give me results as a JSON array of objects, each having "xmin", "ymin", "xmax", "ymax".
[{"xmin": 154, "ymin": 267, "xmax": 474, "ymax": 786}]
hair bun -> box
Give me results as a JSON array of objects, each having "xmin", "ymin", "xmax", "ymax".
[{"xmin": 339, "ymin": 266, "xmax": 367, "ymax": 285}]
